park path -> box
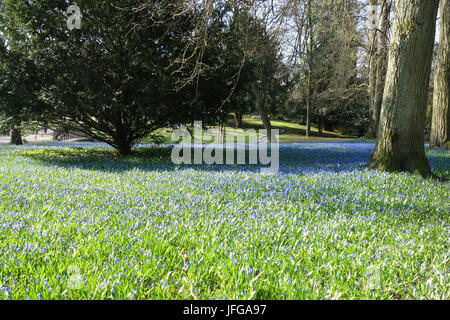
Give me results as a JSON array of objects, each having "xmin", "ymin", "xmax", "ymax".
[{"xmin": 0, "ymin": 134, "xmax": 53, "ymax": 144}]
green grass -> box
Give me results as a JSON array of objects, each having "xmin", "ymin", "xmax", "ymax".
[
  {"xmin": 0, "ymin": 142, "xmax": 448, "ymax": 300},
  {"xmin": 141, "ymin": 118, "xmax": 356, "ymax": 144}
]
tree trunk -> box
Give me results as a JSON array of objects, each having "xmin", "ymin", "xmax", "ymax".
[
  {"xmin": 115, "ymin": 138, "xmax": 132, "ymax": 156},
  {"xmin": 118, "ymin": 145, "xmax": 132, "ymax": 156},
  {"xmin": 218, "ymin": 114, "xmax": 225, "ymax": 144},
  {"xmin": 367, "ymin": 0, "xmax": 379, "ymax": 138},
  {"xmin": 306, "ymin": 79, "xmax": 312, "ymax": 137},
  {"xmin": 318, "ymin": 108, "xmax": 324, "ymax": 137},
  {"xmin": 10, "ymin": 128, "xmax": 23, "ymax": 145},
  {"xmin": 324, "ymin": 120, "xmax": 333, "ymax": 131},
  {"xmin": 251, "ymin": 82, "xmax": 272, "ymax": 143},
  {"xmin": 234, "ymin": 110, "xmax": 243, "ymax": 128},
  {"xmin": 430, "ymin": 0, "xmax": 450, "ymax": 149},
  {"xmin": 306, "ymin": 0, "xmax": 313, "ymax": 138},
  {"xmin": 369, "ymin": 0, "xmax": 439, "ymax": 176},
  {"xmin": 372, "ymin": 0, "xmax": 392, "ymax": 137}
]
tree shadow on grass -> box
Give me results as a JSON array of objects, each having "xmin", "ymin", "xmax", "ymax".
[
  {"xmin": 19, "ymin": 142, "xmax": 369, "ymax": 174},
  {"xmin": 17, "ymin": 142, "xmax": 449, "ymax": 179}
]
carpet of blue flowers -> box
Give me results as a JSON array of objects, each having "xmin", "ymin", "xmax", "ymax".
[{"xmin": 0, "ymin": 142, "xmax": 449, "ymax": 300}]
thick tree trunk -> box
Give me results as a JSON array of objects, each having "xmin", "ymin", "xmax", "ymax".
[
  {"xmin": 251, "ymin": 82, "xmax": 272, "ymax": 143},
  {"xmin": 367, "ymin": 0, "xmax": 379, "ymax": 138},
  {"xmin": 115, "ymin": 137, "xmax": 133, "ymax": 156},
  {"xmin": 117, "ymin": 144, "xmax": 132, "ymax": 156},
  {"xmin": 369, "ymin": 0, "xmax": 439, "ymax": 176},
  {"xmin": 372, "ymin": 0, "xmax": 392, "ymax": 137},
  {"xmin": 430, "ymin": 0, "xmax": 450, "ymax": 149},
  {"xmin": 10, "ymin": 128, "xmax": 23, "ymax": 145}
]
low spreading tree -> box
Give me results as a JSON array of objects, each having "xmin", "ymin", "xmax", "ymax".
[{"xmin": 0, "ymin": 0, "xmax": 207, "ymax": 155}]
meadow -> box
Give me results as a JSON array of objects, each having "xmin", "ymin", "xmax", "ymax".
[{"xmin": 0, "ymin": 142, "xmax": 449, "ymax": 299}]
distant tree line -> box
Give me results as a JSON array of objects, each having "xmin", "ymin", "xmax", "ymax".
[{"xmin": 0, "ymin": 0, "xmax": 448, "ymax": 177}]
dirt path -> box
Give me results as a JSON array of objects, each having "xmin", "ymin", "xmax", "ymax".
[{"xmin": 0, "ymin": 134, "xmax": 53, "ymax": 144}]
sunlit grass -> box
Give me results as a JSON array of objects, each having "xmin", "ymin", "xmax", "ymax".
[
  {"xmin": 142, "ymin": 118, "xmax": 356, "ymax": 144},
  {"xmin": 0, "ymin": 142, "xmax": 448, "ymax": 300}
]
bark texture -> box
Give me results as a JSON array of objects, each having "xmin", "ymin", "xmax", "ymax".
[
  {"xmin": 367, "ymin": 0, "xmax": 379, "ymax": 138},
  {"xmin": 430, "ymin": 0, "xmax": 450, "ymax": 149},
  {"xmin": 372, "ymin": 0, "xmax": 392, "ymax": 137},
  {"xmin": 369, "ymin": 0, "xmax": 439, "ymax": 176}
]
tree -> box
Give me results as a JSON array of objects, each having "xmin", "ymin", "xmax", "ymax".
[
  {"xmin": 313, "ymin": 0, "xmax": 366, "ymax": 136},
  {"xmin": 0, "ymin": 0, "xmax": 210, "ymax": 155},
  {"xmin": 368, "ymin": 0, "xmax": 392, "ymax": 138},
  {"xmin": 369, "ymin": 0, "xmax": 440, "ymax": 176},
  {"xmin": 285, "ymin": 0, "xmax": 366, "ymax": 136},
  {"xmin": 218, "ymin": 2, "xmax": 285, "ymax": 141},
  {"xmin": 305, "ymin": 0, "xmax": 314, "ymax": 137},
  {"xmin": 0, "ymin": 37, "xmax": 44, "ymax": 145},
  {"xmin": 367, "ymin": 0, "xmax": 379, "ymax": 138},
  {"xmin": 235, "ymin": 4, "xmax": 279, "ymax": 142},
  {"xmin": 431, "ymin": 0, "xmax": 450, "ymax": 149}
]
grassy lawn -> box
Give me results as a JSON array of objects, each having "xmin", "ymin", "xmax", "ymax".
[
  {"xmin": 141, "ymin": 118, "xmax": 357, "ymax": 144},
  {"xmin": 0, "ymin": 142, "xmax": 448, "ymax": 300}
]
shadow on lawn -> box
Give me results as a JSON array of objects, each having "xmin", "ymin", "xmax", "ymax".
[
  {"xmin": 20, "ymin": 143, "xmax": 370, "ymax": 174},
  {"xmin": 18, "ymin": 143, "xmax": 449, "ymax": 178}
]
